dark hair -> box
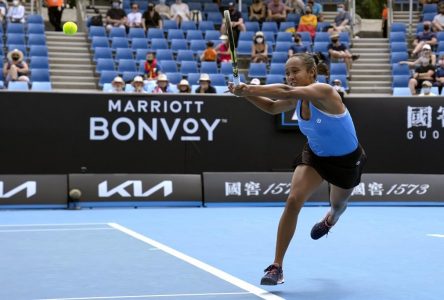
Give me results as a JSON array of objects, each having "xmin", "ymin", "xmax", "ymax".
[
  {"xmin": 289, "ymin": 53, "xmax": 317, "ymax": 80},
  {"xmin": 206, "ymin": 41, "xmax": 214, "ymax": 47}
]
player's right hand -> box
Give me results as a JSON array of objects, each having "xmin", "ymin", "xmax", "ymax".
[{"xmin": 228, "ymin": 82, "xmax": 248, "ymax": 96}]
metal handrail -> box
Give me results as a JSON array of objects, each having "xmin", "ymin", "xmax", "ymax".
[
  {"xmin": 387, "ymin": 0, "xmax": 393, "ymax": 34},
  {"xmin": 76, "ymin": 0, "xmax": 88, "ymax": 33}
]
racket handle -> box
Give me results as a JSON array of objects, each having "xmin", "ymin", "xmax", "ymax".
[{"xmin": 233, "ymin": 75, "xmax": 240, "ymax": 86}]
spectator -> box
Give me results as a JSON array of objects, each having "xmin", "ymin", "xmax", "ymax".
[
  {"xmin": 249, "ymin": 0, "xmax": 266, "ymax": 23},
  {"xmin": 307, "ymin": 0, "xmax": 323, "ymax": 21},
  {"xmin": 131, "ymin": 76, "xmax": 146, "ymax": 93},
  {"xmin": 382, "ymin": 3, "xmax": 388, "ymax": 38},
  {"xmin": 142, "ymin": 3, "xmax": 162, "ymax": 31},
  {"xmin": 332, "ymin": 78, "xmax": 347, "ymax": 100},
  {"xmin": 152, "ymin": 74, "xmax": 172, "ymax": 93},
  {"xmin": 268, "ymin": 0, "xmax": 287, "ymax": 24},
  {"xmin": 127, "ymin": 3, "xmax": 142, "ymax": 28},
  {"xmin": 328, "ymin": 33, "xmax": 359, "ymax": 72},
  {"xmin": 105, "ymin": 0, "xmax": 127, "ymax": 32},
  {"xmin": 297, "ymin": 5, "xmax": 317, "ymax": 39},
  {"xmin": 177, "ymin": 79, "xmax": 191, "ymax": 93},
  {"xmin": 412, "ymin": 21, "xmax": 437, "ymax": 57},
  {"xmin": 435, "ymin": 54, "xmax": 444, "ymax": 93},
  {"xmin": 288, "ymin": 33, "xmax": 308, "ymax": 57},
  {"xmin": 144, "ymin": 52, "xmax": 159, "ymax": 80},
  {"xmin": 418, "ymin": 80, "xmax": 436, "ymax": 96},
  {"xmin": 0, "ymin": 0, "xmax": 8, "ymax": 23},
  {"xmin": 155, "ymin": 0, "xmax": 171, "ymax": 20},
  {"xmin": 3, "ymin": 49, "xmax": 29, "ymax": 87},
  {"xmin": 250, "ymin": 78, "xmax": 261, "ymax": 85},
  {"xmin": 433, "ymin": 4, "xmax": 444, "ymax": 31},
  {"xmin": 400, "ymin": 44, "xmax": 436, "ymax": 68},
  {"xmin": 195, "ymin": 73, "xmax": 216, "ymax": 94},
  {"xmin": 7, "ymin": 0, "xmax": 25, "ymax": 23},
  {"xmin": 408, "ymin": 61, "xmax": 435, "ymax": 95},
  {"xmin": 215, "ymin": 35, "xmax": 232, "ymax": 62},
  {"xmin": 110, "ymin": 76, "xmax": 125, "ymax": 92},
  {"xmin": 251, "ymin": 31, "xmax": 268, "ymax": 63},
  {"xmin": 284, "ymin": 0, "xmax": 304, "ymax": 14},
  {"xmin": 46, "ymin": 0, "xmax": 64, "ymax": 31},
  {"xmin": 328, "ymin": 3, "xmax": 351, "ymax": 34},
  {"xmin": 200, "ymin": 41, "xmax": 218, "ymax": 62},
  {"xmin": 170, "ymin": 0, "xmax": 190, "ymax": 24},
  {"xmin": 220, "ymin": 3, "xmax": 246, "ymax": 34}
]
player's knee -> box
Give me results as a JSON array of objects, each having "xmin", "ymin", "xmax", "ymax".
[{"xmin": 285, "ymin": 194, "xmax": 305, "ymax": 213}]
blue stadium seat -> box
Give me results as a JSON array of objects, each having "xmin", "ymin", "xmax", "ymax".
[
  {"xmin": 27, "ymin": 34, "xmax": 46, "ymax": 46},
  {"xmin": 330, "ymin": 63, "xmax": 348, "ymax": 76},
  {"xmin": 128, "ymin": 28, "xmax": 146, "ymax": 39},
  {"xmin": 393, "ymin": 87, "xmax": 412, "ymax": 96},
  {"xmin": 99, "ymin": 70, "xmax": 118, "ymax": 87},
  {"xmin": 287, "ymin": 13, "xmax": 300, "ymax": 23},
  {"xmin": 199, "ymin": 21, "xmax": 215, "ymax": 31},
  {"xmin": 7, "ymin": 34, "xmax": 25, "ymax": 46},
  {"xmin": 181, "ymin": 21, "xmax": 197, "ymax": 31},
  {"xmin": 170, "ymin": 39, "xmax": 188, "ymax": 53},
  {"xmin": 27, "ymin": 14, "xmax": 44, "ymax": 24},
  {"xmin": 135, "ymin": 49, "xmax": 150, "ymax": 61},
  {"xmin": 111, "ymin": 37, "xmax": 129, "ymax": 49},
  {"xmin": 275, "ymin": 42, "xmax": 292, "ymax": 52},
  {"xmin": 163, "ymin": 20, "xmax": 179, "ymax": 32},
  {"xmin": 159, "ymin": 60, "xmax": 178, "ymax": 73},
  {"xmin": 316, "ymin": 22, "xmax": 330, "ymax": 32},
  {"xmin": 279, "ymin": 22, "xmax": 295, "ymax": 32},
  {"xmin": 220, "ymin": 62, "xmax": 232, "ymax": 76},
  {"xmin": 423, "ymin": 3, "xmax": 437, "ymax": 14},
  {"xmin": 147, "ymin": 28, "xmax": 165, "ymax": 40},
  {"xmin": 209, "ymin": 74, "xmax": 226, "ymax": 86},
  {"xmin": 156, "ymin": 49, "xmax": 174, "ymax": 61},
  {"xmin": 31, "ymin": 81, "xmax": 52, "ymax": 91},
  {"xmin": 339, "ymin": 32, "xmax": 350, "ymax": 44},
  {"xmin": 390, "ymin": 52, "xmax": 409, "ymax": 64},
  {"xmin": 317, "ymin": 75, "xmax": 327, "ymax": 83},
  {"xmin": 96, "ymin": 58, "xmax": 115, "ymax": 74},
  {"xmin": 29, "ymin": 45, "xmax": 48, "ymax": 57},
  {"xmin": 263, "ymin": 31, "xmax": 276, "ymax": 44},
  {"xmin": 165, "ymin": 72, "xmax": 182, "ymax": 84},
  {"xmin": 437, "ymin": 31, "xmax": 444, "ymax": 42},
  {"xmin": 188, "ymin": 2, "xmax": 202, "ymax": 11},
  {"xmin": 392, "ymin": 63, "xmax": 410, "ymax": 76},
  {"xmin": 31, "ymin": 68, "xmax": 50, "ymax": 82},
  {"xmin": 115, "ymin": 48, "xmax": 134, "ymax": 61},
  {"xmin": 180, "ymin": 61, "xmax": 199, "ymax": 74},
  {"xmin": 248, "ymin": 63, "xmax": 267, "ymax": 78},
  {"xmin": 423, "ymin": 13, "xmax": 435, "ymax": 22},
  {"xmin": 186, "ymin": 30, "xmax": 204, "ymax": 41},
  {"xmin": 205, "ymin": 30, "xmax": 221, "ymax": 41},
  {"xmin": 314, "ymin": 32, "xmax": 331, "ymax": 43},
  {"xmin": 239, "ymin": 31, "xmax": 255, "ymax": 42},
  {"xmin": 390, "ymin": 42, "xmax": 408, "ymax": 52},
  {"xmin": 237, "ymin": 41, "xmax": 253, "ymax": 55},
  {"xmin": 29, "ymin": 56, "xmax": 49, "ymax": 69},
  {"xmin": 392, "ymin": 75, "xmax": 410, "ymax": 88},
  {"xmin": 131, "ymin": 38, "xmax": 149, "ymax": 51},
  {"xmin": 109, "ymin": 27, "xmax": 127, "ymax": 39},
  {"xmin": 206, "ymin": 12, "xmax": 223, "ymax": 26},
  {"xmin": 329, "ymin": 75, "xmax": 349, "ymax": 91},
  {"xmin": 269, "ymin": 63, "xmax": 285, "ymax": 75},
  {"xmin": 298, "ymin": 31, "xmax": 312, "ymax": 44},
  {"xmin": 122, "ymin": 71, "xmax": 140, "ymax": 82},
  {"xmin": 312, "ymin": 42, "xmax": 329, "ymax": 56},
  {"xmin": 245, "ymin": 22, "xmax": 260, "ymax": 32},
  {"xmin": 204, "ymin": 3, "xmax": 219, "ymax": 12},
  {"xmin": 176, "ymin": 50, "xmax": 195, "ymax": 62},
  {"xmin": 390, "ymin": 32, "xmax": 406, "ymax": 43},
  {"xmin": 89, "ymin": 26, "xmax": 107, "ymax": 39},
  {"xmin": 7, "ymin": 23, "xmax": 25, "ymax": 34},
  {"xmin": 227, "ymin": 73, "xmax": 246, "ymax": 83},
  {"xmin": 271, "ymin": 52, "xmax": 289, "ymax": 63},
  {"xmin": 187, "ymin": 73, "xmax": 201, "ymax": 84},
  {"xmin": 276, "ymin": 32, "xmax": 293, "ymax": 43},
  {"xmin": 91, "ymin": 36, "xmax": 110, "ymax": 49},
  {"xmin": 391, "ymin": 23, "xmax": 407, "ymax": 32},
  {"xmin": 102, "ymin": 83, "xmax": 112, "ymax": 92},
  {"xmin": 150, "ymin": 38, "xmax": 169, "ymax": 50},
  {"xmin": 262, "ymin": 22, "xmax": 278, "ymax": 33},
  {"xmin": 168, "ymin": 29, "xmax": 185, "ymax": 40},
  {"xmin": 201, "ymin": 61, "xmax": 218, "ymax": 74},
  {"xmin": 266, "ymin": 74, "xmax": 284, "ymax": 84},
  {"xmin": 27, "ymin": 24, "xmax": 45, "ymax": 34},
  {"xmin": 189, "ymin": 40, "xmax": 207, "ymax": 53},
  {"xmin": 118, "ymin": 59, "xmax": 137, "ymax": 73},
  {"xmin": 93, "ymin": 47, "xmax": 113, "ymax": 61},
  {"xmin": 8, "ymin": 81, "xmax": 29, "ymax": 91}
]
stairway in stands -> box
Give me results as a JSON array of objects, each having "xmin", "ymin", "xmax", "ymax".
[
  {"xmin": 393, "ymin": 9, "xmax": 420, "ymax": 36},
  {"xmin": 46, "ymin": 32, "xmax": 97, "ymax": 91}
]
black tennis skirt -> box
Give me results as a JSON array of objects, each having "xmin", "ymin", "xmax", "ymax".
[{"xmin": 293, "ymin": 143, "xmax": 367, "ymax": 189}]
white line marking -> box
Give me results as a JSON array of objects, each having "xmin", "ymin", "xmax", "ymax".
[
  {"xmin": 0, "ymin": 223, "xmax": 109, "ymax": 227},
  {"xmin": 108, "ymin": 223, "xmax": 284, "ymax": 300},
  {"xmin": 0, "ymin": 228, "xmax": 113, "ymax": 233},
  {"xmin": 427, "ymin": 234, "xmax": 444, "ymax": 238},
  {"xmin": 36, "ymin": 291, "xmax": 252, "ymax": 300}
]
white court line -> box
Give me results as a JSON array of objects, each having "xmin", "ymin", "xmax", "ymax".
[
  {"xmin": 427, "ymin": 234, "xmax": 444, "ymax": 238},
  {"xmin": 109, "ymin": 223, "xmax": 284, "ymax": 300},
  {"xmin": 0, "ymin": 223, "xmax": 109, "ymax": 227},
  {"xmin": 36, "ymin": 291, "xmax": 252, "ymax": 300},
  {"xmin": 0, "ymin": 228, "xmax": 113, "ymax": 233}
]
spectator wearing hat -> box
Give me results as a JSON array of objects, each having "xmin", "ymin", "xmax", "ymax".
[
  {"xmin": 7, "ymin": 0, "xmax": 25, "ymax": 23},
  {"xmin": 432, "ymin": 3, "xmax": 444, "ymax": 31},
  {"xmin": 251, "ymin": 31, "xmax": 268, "ymax": 63},
  {"xmin": 127, "ymin": 3, "xmax": 143, "ymax": 28},
  {"xmin": 408, "ymin": 61, "xmax": 435, "ymax": 95},
  {"xmin": 200, "ymin": 41, "xmax": 218, "ymax": 62},
  {"xmin": 144, "ymin": 52, "xmax": 159, "ymax": 80},
  {"xmin": 400, "ymin": 44, "xmax": 436, "ymax": 68},
  {"xmin": 220, "ymin": 3, "xmax": 246, "ymax": 34},
  {"xmin": 250, "ymin": 78, "xmax": 261, "ymax": 85},
  {"xmin": 152, "ymin": 74, "xmax": 172, "ymax": 93},
  {"xmin": 412, "ymin": 21, "xmax": 437, "ymax": 57},
  {"xmin": 177, "ymin": 79, "xmax": 191, "ymax": 93},
  {"xmin": 142, "ymin": 3, "xmax": 162, "ymax": 31},
  {"xmin": 332, "ymin": 78, "xmax": 346, "ymax": 100},
  {"xmin": 131, "ymin": 76, "xmax": 147, "ymax": 93},
  {"xmin": 328, "ymin": 33, "xmax": 359, "ymax": 72},
  {"xmin": 297, "ymin": 5, "xmax": 317, "ymax": 39},
  {"xmin": 105, "ymin": 0, "xmax": 127, "ymax": 32},
  {"xmin": 195, "ymin": 73, "xmax": 216, "ymax": 94},
  {"xmin": 3, "ymin": 49, "xmax": 29, "ymax": 86},
  {"xmin": 111, "ymin": 76, "xmax": 125, "ymax": 92},
  {"xmin": 288, "ymin": 33, "xmax": 308, "ymax": 57},
  {"xmin": 215, "ymin": 35, "xmax": 232, "ymax": 63},
  {"xmin": 249, "ymin": 0, "xmax": 266, "ymax": 23},
  {"xmin": 419, "ymin": 80, "xmax": 436, "ymax": 96},
  {"xmin": 170, "ymin": 0, "xmax": 190, "ymax": 24},
  {"xmin": 267, "ymin": 0, "xmax": 286, "ymax": 24}
]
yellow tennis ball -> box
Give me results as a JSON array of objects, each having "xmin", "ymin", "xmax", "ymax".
[{"xmin": 63, "ymin": 21, "xmax": 78, "ymax": 35}]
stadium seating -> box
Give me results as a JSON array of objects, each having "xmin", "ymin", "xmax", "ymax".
[
  {"xmin": 266, "ymin": 74, "xmax": 285, "ymax": 84},
  {"xmin": 248, "ymin": 63, "xmax": 268, "ymax": 78},
  {"xmin": 32, "ymin": 82, "xmax": 52, "ymax": 91},
  {"xmin": 8, "ymin": 81, "xmax": 29, "ymax": 91}
]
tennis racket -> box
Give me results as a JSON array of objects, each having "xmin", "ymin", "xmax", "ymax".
[{"xmin": 224, "ymin": 10, "xmax": 240, "ymax": 86}]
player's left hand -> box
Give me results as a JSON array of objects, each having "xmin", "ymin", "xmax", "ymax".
[{"xmin": 228, "ymin": 82, "xmax": 248, "ymax": 96}]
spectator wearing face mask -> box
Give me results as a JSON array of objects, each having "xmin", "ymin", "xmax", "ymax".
[
  {"xmin": 328, "ymin": 33, "xmax": 359, "ymax": 72},
  {"xmin": 249, "ymin": 0, "xmax": 266, "ymax": 23},
  {"xmin": 433, "ymin": 4, "xmax": 444, "ymax": 31},
  {"xmin": 110, "ymin": 76, "xmax": 125, "ymax": 92},
  {"xmin": 297, "ymin": 5, "xmax": 317, "ymax": 39},
  {"xmin": 152, "ymin": 74, "xmax": 172, "ymax": 93},
  {"xmin": 399, "ymin": 44, "xmax": 436, "ymax": 68},
  {"xmin": 288, "ymin": 33, "xmax": 308, "ymax": 57},
  {"xmin": 131, "ymin": 76, "xmax": 147, "ymax": 93},
  {"xmin": 220, "ymin": 3, "xmax": 246, "ymax": 34},
  {"xmin": 142, "ymin": 3, "xmax": 162, "ymax": 31},
  {"xmin": 195, "ymin": 73, "xmax": 216, "ymax": 94},
  {"xmin": 177, "ymin": 79, "xmax": 191, "ymax": 93},
  {"xmin": 332, "ymin": 78, "xmax": 347, "ymax": 100},
  {"xmin": 46, "ymin": 0, "xmax": 64, "ymax": 30},
  {"xmin": 419, "ymin": 81, "xmax": 436, "ymax": 96},
  {"xmin": 127, "ymin": 3, "xmax": 142, "ymax": 28},
  {"xmin": 144, "ymin": 52, "xmax": 159, "ymax": 80},
  {"xmin": 408, "ymin": 61, "xmax": 435, "ymax": 95},
  {"xmin": 105, "ymin": 0, "xmax": 127, "ymax": 32},
  {"xmin": 328, "ymin": 3, "xmax": 351, "ymax": 34},
  {"xmin": 412, "ymin": 21, "xmax": 437, "ymax": 57},
  {"xmin": 251, "ymin": 31, "xmax": 268, "ymax": 63},
  {"xmin": 7, "ymin": 0, "xmax": 25, "ymax": 23},
  {"xmin": 3, "ymin": 49, "xmax": 29, "ymax": 87}
]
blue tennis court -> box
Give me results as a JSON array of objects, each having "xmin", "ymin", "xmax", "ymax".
[{"xmin": 0, "ymin": 206, "xmax": 442, "ymax": 300}]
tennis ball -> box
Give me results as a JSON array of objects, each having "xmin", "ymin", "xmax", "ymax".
[{"xmin": 63, "ymin": 21, "xmax": 78, "ymax": 35}]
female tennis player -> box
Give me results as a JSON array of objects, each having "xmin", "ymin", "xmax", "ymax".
[{"xmin": 228, "ymin": 53, "xmax": 367, "ymax": 285}]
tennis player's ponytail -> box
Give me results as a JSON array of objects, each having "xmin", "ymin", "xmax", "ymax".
[{"xmin": 291, "ymin": 53, "xmax": 318, "ymax": 81}]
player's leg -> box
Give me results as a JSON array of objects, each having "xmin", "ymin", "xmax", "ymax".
[{"xmin": 261, "ymin": 165, "xmax": 323, "ymax": 285}]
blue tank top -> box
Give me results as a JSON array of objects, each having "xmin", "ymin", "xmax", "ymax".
[{"xmin": 296, "ymin": 100, "xmax": 359, "ymax": 157}]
